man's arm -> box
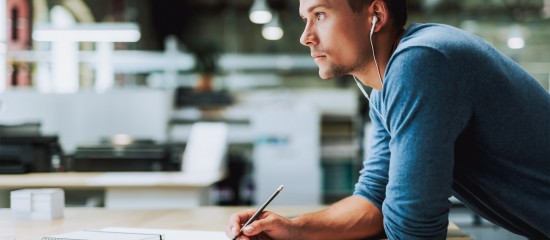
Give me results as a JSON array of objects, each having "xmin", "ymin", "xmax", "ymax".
[
  {"xmin": 290, "ymin": 196, "xmax": 383, "ymax": 240},
  {"xmin": 227, "ymin": 196, "xmax": 383, "ymax": 240},
  {"xmin": 229, "ymin": 106, "xmax": 391, "ymax": 240},
  {"xmin": 380, "ymin": 46, "xmax": 471, "ymax": 239}
]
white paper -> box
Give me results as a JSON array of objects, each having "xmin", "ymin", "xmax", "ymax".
[
  {"xmin": 101, "ymin": 227, "xmax": 227, "ymax": 240},
  {"xmin": 42, "ymin": 230, "xmax": 160, "ymax": 240}
]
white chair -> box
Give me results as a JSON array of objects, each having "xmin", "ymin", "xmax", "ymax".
[{"xmin": 181, "ymin": 122, "xmax": 228, "ymax": 174}]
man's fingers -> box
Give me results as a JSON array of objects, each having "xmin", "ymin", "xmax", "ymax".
[
  {"xmin": 227, "ymin": 209, "xmax": 262, "ymax": 239},
  {"xmin": 227, "ymin": 213, "xmax": 241, "ymax": 238},
  {"xmin": 242, "ymin": 217, "xmax": 268, "ymax": 237},
  {"xmin": 225, "ymin": 224, "xmax": 237, "ymax": 239}
]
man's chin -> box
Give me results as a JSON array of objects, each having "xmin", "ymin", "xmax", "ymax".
[
  {"xmin": 318, "ymin": 69, "xmax": 341, "ymax": 80},
  {"xmin": 318, "ymin": 69, "xmax": 331, "ymax": 80},
  {"xmin": 319, "ymin": 75, "xmax": 331, "ymax": 80}
]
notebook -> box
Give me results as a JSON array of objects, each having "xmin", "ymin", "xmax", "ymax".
[{"xmin": 41, "ymin": 230, "xmax": 163, "ymax": 240}]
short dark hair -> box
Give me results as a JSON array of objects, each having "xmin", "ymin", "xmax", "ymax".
[{"xmin": 347, "ymin": 0, "xmax": 408, "ymax": 29}]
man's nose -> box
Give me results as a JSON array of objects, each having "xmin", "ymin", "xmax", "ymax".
[{"xmin": 300, "ymin": 24, "xmax": 317, "ymax": 47}]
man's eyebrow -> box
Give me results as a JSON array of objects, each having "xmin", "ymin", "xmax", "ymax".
[{"xmin": 299, "ymin": 4, "xmax": 330, "ymax": 18}]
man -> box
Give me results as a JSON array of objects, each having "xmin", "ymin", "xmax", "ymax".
[{"xmin": 227, "ymin": 0, "xmax": 550, "ymax": 239}]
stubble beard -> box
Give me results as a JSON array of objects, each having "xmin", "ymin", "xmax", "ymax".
[
  {"xmin": 319, "ymin": 59, "xmax": 365, "ymax": 80},
  {"xmin": 318, "ymin": 47, "xmax": 370, "ymax": 80}
]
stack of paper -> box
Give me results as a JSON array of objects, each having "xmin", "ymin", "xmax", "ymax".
[{"xmin": 11, "ymin": 188, "xmax": 64, "ymax": 220}]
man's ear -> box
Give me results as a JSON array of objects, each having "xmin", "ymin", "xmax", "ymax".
[{"xmin": 369, "ymin": 0, "xmax": 389, "ymax": 33}]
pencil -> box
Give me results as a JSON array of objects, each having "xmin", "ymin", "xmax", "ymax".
[{"xmin": 232, "ymin": 185, "xmax": 284, "ymax": 240}]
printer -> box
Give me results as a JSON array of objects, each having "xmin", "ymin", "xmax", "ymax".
[
  {"xmin": 71, "ymin": 137, "xmax": 181, "ymax": 172},
  {"xmin": 0, "ymin": 123, "xmax": 65, "ymax": 173}
]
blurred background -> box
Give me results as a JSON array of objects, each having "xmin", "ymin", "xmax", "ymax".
[{"xmin": 0, "ymin": 0, "xmax": 548, "ymax": 239}]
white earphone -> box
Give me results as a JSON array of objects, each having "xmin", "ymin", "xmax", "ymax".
[
  {"xmin": 353, "ymin": 15, "xmax": 385, "ymax": 121},
  {"xmin": 371, "ymin": 15, "xmax": 378, "ymax": 36}
]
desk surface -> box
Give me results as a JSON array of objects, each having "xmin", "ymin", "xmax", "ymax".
[
  {"xmin": 0, "ymin": 172, "xmax": 224, "ymax": 188},
  {"xmin": 0, "ymin": 206, "xmax": 472, "ymax": 240},
  {"xmin": 0, "ymin": 172, "xmax": 226, "ymax": 209}
]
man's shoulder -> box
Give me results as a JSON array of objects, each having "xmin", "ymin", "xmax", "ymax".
[
  {"xmin": 384, "ymin": 24, "xmax": 467, "ymax": 93},
  {"xmin": 405, "ymin": 23, "xmax": 461, "ymax": 36},
  {"xmin": 398, "ymin": 23, "xmax": 472, "ymax": 51},
  {"xmin": 389, "ymin": 23, "xmax": 489, "ymax": 70}
]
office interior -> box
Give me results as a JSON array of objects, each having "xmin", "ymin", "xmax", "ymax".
[{"xmin": 0, "ymin": 0, "xmax": 548, "ymax": 239}]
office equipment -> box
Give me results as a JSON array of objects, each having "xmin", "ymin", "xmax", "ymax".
[
  {"xmin": 11, "ymin": 188, "xmax": 64, "ymax": 220},
  {"xmin": 0, "ymin": 136, "xmax": 63, "ymax": 173},
  {"xmin": 0, "ymin": 123, "xmax": 64, "ymax": 173},
  {"xmin": 71, "ymin": 140, "xmax": 178, "ymax": 172},
  {"xmin": 233, "ymin": 185, "xmax": 284, "ymax": 240},
  {"xmin": 0, "ymin": 122, "xmax": 40, "ymax": 135},
  {"xmin": 0, "ymin": 135, "xmax": 63, "ymax": 173},
  {"xmin": 41, "ymin": 230, "xmax": 162, "ymax": 240}
]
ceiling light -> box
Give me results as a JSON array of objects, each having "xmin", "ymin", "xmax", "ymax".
[
  {"xmin": 507, "ymin": 37, "xmax": 525, "ymax": 49},
  {"xmin": 32, "ymin": 23, "xmax": 141, "ymax": 42},
  {"xmin": 249, "ymin": 0, "xmax": 272, "ymax": 24},
  {"xmin": 262, "ymin": 13, "xmax": 283, "ymax": 41}
]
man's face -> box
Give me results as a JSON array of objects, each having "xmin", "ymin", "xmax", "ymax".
[{"xmin": 299, "ymin": 0, "xmax": 371, "ymax": 80}]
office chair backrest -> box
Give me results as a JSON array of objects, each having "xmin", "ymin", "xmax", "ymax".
[{"xmin": 181, "ymin": 122, "xmax": 228, "ymax": 174}]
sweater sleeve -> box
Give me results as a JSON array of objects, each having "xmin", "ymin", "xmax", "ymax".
[
  {"xmin": 353, "ymin": 104, "xmax": 391, "ymax": 211},
  {"xmin": 380, "ymin": 47, "xmax": 472, "ymax": 239}
]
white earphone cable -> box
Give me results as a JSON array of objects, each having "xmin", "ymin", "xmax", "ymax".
[
  {"xmin": 370, "ymin": 17, "xmax": 384, "ymax": 88},
  {"xmin": 354, "ymin": 16, "xmax": 385, "ymax": 121},
  {"xmin": 354, "ymin": 76, "xmax": 384, "ymax": 120}
]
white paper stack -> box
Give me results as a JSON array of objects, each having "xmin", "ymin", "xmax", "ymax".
[{"xmin": 11, "ymin": 188, "xmax": 64, "ymax": 220}]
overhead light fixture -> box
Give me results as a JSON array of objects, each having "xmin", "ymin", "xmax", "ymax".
[
  {"xmin": 249, "ymin": 0, "xmax": 272, "ymax": 24},
  {"xmin": 262, "ymin": 13, "xmax": 283, "ymax": 41},
  {"xmin": 32, "ymin": 23, "xmax": 141, "ymax": 42},
  {"xmin": 507, "ymin": 37, "xmax": 525, "ymax": 49},
  {"xmin": 32, "ymin": 22, "xmax": 141, "ymax": 93}
]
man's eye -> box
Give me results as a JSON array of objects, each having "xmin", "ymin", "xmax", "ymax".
[{"xmin": 316, "ymin": 12, "xmax": 325, "ymax": 20}]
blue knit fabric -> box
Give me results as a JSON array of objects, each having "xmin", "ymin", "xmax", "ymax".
[{"xmin": 354, "ymin": 23, "xmax": 550, "ymax": 239}]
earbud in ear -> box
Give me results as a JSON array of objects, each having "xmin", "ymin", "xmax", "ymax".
[{"xmin": 370, "ymin": 16, "xmax": 378, "ymax": 35}]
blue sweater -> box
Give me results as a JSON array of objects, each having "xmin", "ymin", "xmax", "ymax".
[{"xmin": 354, "ymin": 23, "xmax": 550, "ymax": 239}]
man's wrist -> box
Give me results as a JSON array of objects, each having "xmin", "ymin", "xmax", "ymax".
[{"xmin": 289, "ymin": 216, "xmax": 307, "ymax": 240}]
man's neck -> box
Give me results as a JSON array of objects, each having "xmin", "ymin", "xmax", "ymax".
[{"xmin": 354, "ymin": 28, "xmax": 404, "ymax": 91}]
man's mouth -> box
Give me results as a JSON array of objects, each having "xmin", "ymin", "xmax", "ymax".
[
  {"xmin": 311, "ymin": 53, "xmax": 326, "ymax": 59},
  {"xmin": 311, "ymin": 53, "xmax": 326, "ymax": 62}
]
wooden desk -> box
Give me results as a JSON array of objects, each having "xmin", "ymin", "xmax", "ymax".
[
  {"xmin": 0, "ymin": 206, "xmax": 471, "ymax": 240},
  {"xmin": 0, "ymin": 172, "xmax": 224, "ymax": 209}
]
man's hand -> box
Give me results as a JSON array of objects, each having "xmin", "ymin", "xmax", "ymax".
[
  {"xmin": 226, "ymin": 196, "xmax": 383, "ymax": 240},
  {"xmin": 226, "ymin": 209, "xmax": 298, "ymax": 240}
]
